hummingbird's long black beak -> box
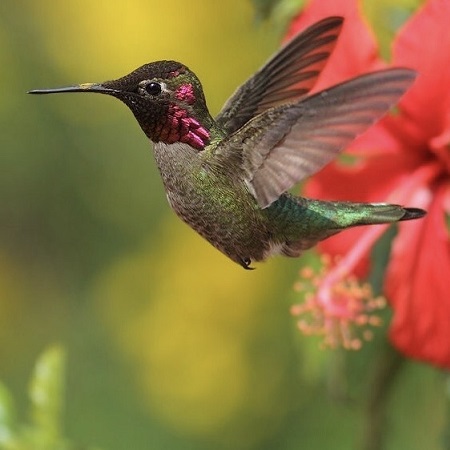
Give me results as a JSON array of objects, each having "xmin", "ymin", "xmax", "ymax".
[{"xmin": 28, "ymin": 83, "xmax": 118, "ymax": 95}]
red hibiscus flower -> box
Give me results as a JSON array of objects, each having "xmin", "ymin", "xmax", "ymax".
[{"xmin": 289, "ymin": 0, "xmax": 450, "ymax": 368}]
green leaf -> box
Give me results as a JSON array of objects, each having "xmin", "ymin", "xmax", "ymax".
[
  {"xmin": 363, "ymin": 0, "xmax": 424, "ymax": 59},
  {"xmin": 252, "ymin": 0, "xmax": 306, "ymax": 25},
  {"xmin": 28, "ymin": 345, "xmax": 66, "ymax": 447},
  {"xmin": 0, "ymin": 382, "xmax": 16, "ymax": 447}
]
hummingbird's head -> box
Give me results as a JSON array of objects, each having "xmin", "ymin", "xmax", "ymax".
[{"xmin": 29, "ymin": 61, "xmax": 214, "ymax": 150}]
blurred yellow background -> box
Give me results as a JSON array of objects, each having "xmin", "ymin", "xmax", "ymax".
[{"xmin": 0, "ymin": 0, "xmax": 446, "ymax": 449}]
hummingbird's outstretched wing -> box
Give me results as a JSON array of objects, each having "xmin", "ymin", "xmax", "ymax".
[
  {"xmin": 215, "ymin": 16, "xmax": 343, "ymax": 135},
  {"xmin": 217, "ymin": 68, "xmax": 416, "ymax": 209}
]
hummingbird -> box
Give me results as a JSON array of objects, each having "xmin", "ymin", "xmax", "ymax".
[{"xmin": 29, "ymin": 17, "xmax": 425, "ymax": 270}]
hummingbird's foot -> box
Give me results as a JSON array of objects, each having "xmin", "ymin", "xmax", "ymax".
[{"xmin": 240, "ymin": 257, "xmax": 255, "ymax": 270}]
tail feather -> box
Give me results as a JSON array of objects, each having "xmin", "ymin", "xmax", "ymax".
[
  {"xmin": 271, "ymin": 197, "xmax": 426, "ymax": 259},
  {"xmin": 337, "ymin": 202, "xmax": 426, "ymax": 227},
  {"xmin": 400, "ymin": 207, "xmax": 427, "ymax": 221}
]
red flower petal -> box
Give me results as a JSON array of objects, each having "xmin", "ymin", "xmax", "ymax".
[
  {"xmin": 286, "ymin": 0, "xmax": 384, "ymax": 91},
  {"xmin": 386, "ymin": 182, "xmax": 450, "ymax": 368},
  {"xmin": 392, "ymin": 0, "xmax": 450, "ymax": 141},
  {"xmin": 289, "ymin": 0, "xmax": 450, "ymax": 369},
  {"xmin": 429, "ymin": 108, "xmax": 450, "ymax": 174},
  {"xmin": 306, "ymin": 154, "xmax": 410, "ymax": 204}
]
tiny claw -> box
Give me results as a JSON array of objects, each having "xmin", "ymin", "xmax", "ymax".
[{"xmin": 240, "ymin": 257, "xmax": 255, "ymax": 270}]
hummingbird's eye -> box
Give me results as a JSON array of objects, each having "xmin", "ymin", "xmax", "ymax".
[{"xmin": 144, "ymin": 82, "xmax": 162, "ymax": 96}]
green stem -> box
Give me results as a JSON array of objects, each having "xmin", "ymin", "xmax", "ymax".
[{"xmin": 360, "ymin": 343, "xmax": 404, "ymax": 450}]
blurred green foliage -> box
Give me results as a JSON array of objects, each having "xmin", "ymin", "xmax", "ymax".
[
  {"xmin": 0, "ymin": 0, "xmax": 447, "ymax": 449},
  {"xmin": 252, "ymin": 0, "xmax": 306, "ymax": 24},
  {"xmin": 0, "ymin": 346, "xmax": 99, "ymax": 450}
]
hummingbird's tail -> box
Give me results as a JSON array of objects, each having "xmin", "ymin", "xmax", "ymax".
[
  {"xmin": 295, "ymin": 198, "xmax": 426, "ymax": 238},
  {"xmin": 397, "ymin": 207, "xmax": 427, "ymax": 221},
  {"xmin": 268, "ymin": 197, "xmax": 426, "ymax": 259},
  {"xmin": 339, "ymin": 203, "xmax": 426, "ymax": 226}
]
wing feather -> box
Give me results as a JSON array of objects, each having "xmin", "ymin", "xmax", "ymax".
[
  {"xmin": 219, "ymin": 68, "xmax": 417, "ymax": 208},
  {"xmin": 215, "ymin": 17, "xmax": 344, "ymax": 134}
]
